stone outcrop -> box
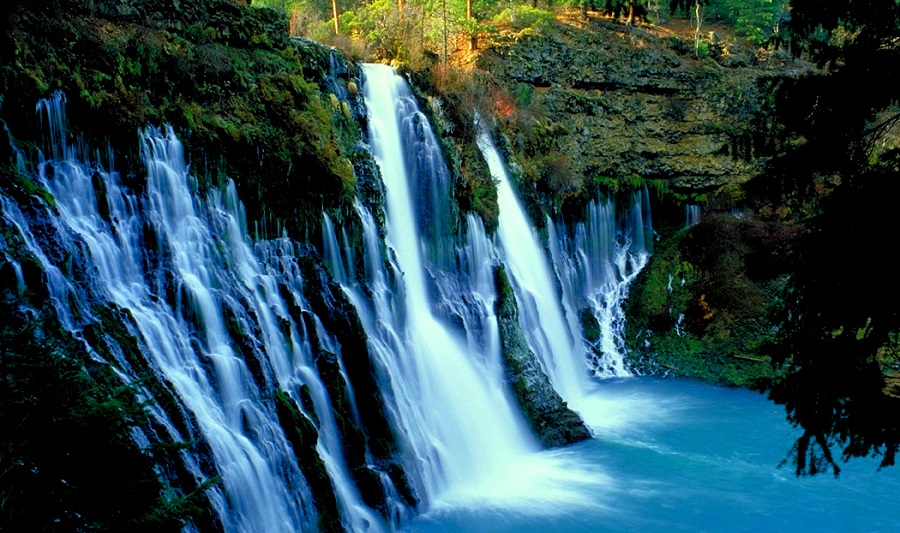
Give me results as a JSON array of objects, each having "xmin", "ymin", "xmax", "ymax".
[
  {"xmin": 494, "ymin": 265, "xmax": 592, "ymax": 447},
  {"xmin": 478, "ymin": 18, "xmax": 813, "ymax": 193}
]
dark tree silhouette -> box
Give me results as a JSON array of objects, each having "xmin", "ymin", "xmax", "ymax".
[{"xmin": 756, "ymin": 0, "xmax": 900, "ymax": 476}]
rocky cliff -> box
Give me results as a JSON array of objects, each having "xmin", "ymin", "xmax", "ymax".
[{"xmin": 476, "ymin": 15, "xmax": 811, "ymax": 217}]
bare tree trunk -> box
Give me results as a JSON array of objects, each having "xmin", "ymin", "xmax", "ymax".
[
  {"xmin": 693, "ymin": 0, "xmax": 702, "ymax": 56},
  {"xmin": 398, "ymin": 0, "xmax": 404, "ymax": 21},
  {"xmin": 332, "ymin": 0, "xmax": 340, "ymax": 35},
  {"xmin": 626, "ymin": 0, "xmax": 635, "ymax": 25},
  {"xmin": 468, "ymin": 0, "xmax": 477, "ymax": 51}
]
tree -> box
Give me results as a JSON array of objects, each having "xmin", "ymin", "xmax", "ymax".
[
  {"xmin": 467, "ymin": 0, "xmax": 476, "ymax": 50},
  {"xmin": 670, "ymin": 0, "xmax": 708, "ymax": 53},
  {"xmin": 756, "ymin": 0, "xmax": 900, "ymax": 476},
  {"xmin": 599, "ymin": 0, "xmax": 648, "ymax": 24},
  {"xmin": 333, "ymin": 0, "xmax": 341, "ymax": 33}
]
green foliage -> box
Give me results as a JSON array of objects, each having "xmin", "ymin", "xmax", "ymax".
[
  {"xmin": 0, "ymin": 0, "xmax": 361, "ymax": 240},
  {"xmin": 494, "ymin": 6, "xmax": 556, "ymax": 33},
  {"xmin": 512, "ymin": 83, "xmax": 534, "ymax": 107},
  {"xmin": 593, "ymin": 173, "xmax": 645, "ymax": 194},
  {"xmin": 626, "ymin": 213, "xmax": 796, "ymax": 387},
  {"xmin": 746, "ymin": 0, "xmax": 900, "ymax": 476},
  {"xmin": 0, "ymin": 296, "xmax": 187, "ymax": 531},
  {"xmin": 695, "ymin": 39, "xmax": 710, "ymax": 58}
]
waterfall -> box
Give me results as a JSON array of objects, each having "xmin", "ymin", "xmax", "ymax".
[
  {"xmin": 478, "ymin": 127, "xmax": 588, "ymax": 402},
  {"xmin": 314, "ymin": 64, "xmax": 607, "ymax": 516},
  {"xmin": 549, "ymin": 190, "xmax": 653, "ymax": 378},
  {"xmin": 354, "ymin": 63, "xmax": 538, "ymax": 505},
  {"xmin": 4, "ymin": 95, "xmax": 387, "ymax": 531},
  {"xmin": 5, "ymin": 70, "xmax": 633, "ymax": 530},
  {"xmin": 476, "ymin": 124, "xmax": 652, "ymax": 404},
  {"xmin": 685, "ymin": 204, "xmax": 701, "ymax": 227}
]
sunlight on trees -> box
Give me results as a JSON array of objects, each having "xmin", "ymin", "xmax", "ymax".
[{"xmin": 253, "ymin": 0, "xmax": 790, "ymax": 65}]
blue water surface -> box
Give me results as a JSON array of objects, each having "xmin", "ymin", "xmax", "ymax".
[{"xmin": 405, "ymin": 378, "xmax": 900, "ymax": 532}]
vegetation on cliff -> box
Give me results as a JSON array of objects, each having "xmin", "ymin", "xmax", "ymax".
[
  {"xmin": 1, "ymin": 0, "xmax": 367, "ymax": 240},
  {"xmin": 625, "ymin": 211, "xmax": 796, "ymax": 387}
]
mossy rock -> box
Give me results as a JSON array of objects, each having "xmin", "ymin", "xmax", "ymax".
[
  {"xmin": 273, "ymin": 389, "xmax": 341, "ymax": 533},
  {"xmin": 1, "ymin": 0, "xmax": 364, "ymax": 242},
  {"xmin": 494, "ymin": 265, "xmax": 592, "ymax": 446}
]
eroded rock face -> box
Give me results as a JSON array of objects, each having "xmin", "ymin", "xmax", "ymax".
[
  {"xmin": 494, "ymin": 266, "xmax": 592, "ymax": 447},
  {"xmin": 478, "ymin": 20, "xmax": 812, "ymax": 192}
]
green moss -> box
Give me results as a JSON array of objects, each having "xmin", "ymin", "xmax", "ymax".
[
  {"xmin": 0, "ymin": 287, "xmax": 208, "ymax": 531},
  {"xmin": 273, "ymin": 390, "xmax": 341, "ymax": 533},
  {"xmin": 579, "ymin": 308, "xmax": 602, "ymax": 344},
  {"xmin": 624, "ymin": 213, "xmax": 796, "ymax": 388},
  {"xmin": 1, "ymin": 0, "xmax": 365, "ymax": 241},
  {"xmin": 494, "ymin": 265, "xmax": 592, "ymax": 446},
  {"xmin": 1, "ymin": 165, "xmax": 57, "ymax": 209}
]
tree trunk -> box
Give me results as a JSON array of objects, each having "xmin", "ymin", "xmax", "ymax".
[
  {"xmin": 332, "ymin": 0, "xmax": 340, "ymax": 35},
  {"xmin": 693, "ymin": 0, "xmax": 702, "ymax": 56},
  {"xmin": 626, "ymin": 0, "xmax": 635, "ymax": 25},
  {"xmin": 468, "ymin": 0, "xmax": 477, "ymax": 51},
  {"xmin": 442, "ymin": 0, "xmax": 448, "ymax": 63}
]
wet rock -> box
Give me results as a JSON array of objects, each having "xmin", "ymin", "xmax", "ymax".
[{"xmin": 494, "ymin": 265, "xmax": 592, "ymax": 447}]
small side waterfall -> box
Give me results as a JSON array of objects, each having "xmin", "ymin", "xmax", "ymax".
[
  {"xmin": 686, "ymin": 204, "xmax": 701, "ymax": 227},
  {"xmin": 476, "ymin": 124, "xmax": 653, "ymax": 405},
  {"xmin": 549, "ymin": 190, "xmax": 653, "ymax": 377}
]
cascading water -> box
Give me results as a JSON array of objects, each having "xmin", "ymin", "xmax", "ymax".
[
  {"xmin": 5, "ymin": 94, "xmax": 386, "ymax": 532},
  {"xmin": 316, "ymin": 64, "xmax": 609, "ymax": 517},
  {"xmin": 477, "ymin": 127, "xmax": 589, "ymax": 402},
  {"xmin": 549, "ymin": 190, "xmax": 653, "ymax": 378},
  {"xmin": 355, "ymin": 64, "xmax": 538, "ymax": 503},
  {"xmin": 685, "ymin": 204, "xmax": 701, "ymax": 227},
  {"xmin": 476, "ymin": 123, "xmax": 652, "ymax": 407}
]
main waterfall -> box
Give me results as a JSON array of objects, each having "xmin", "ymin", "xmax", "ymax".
[
  {"xmin": 355, "ymin": 63, "xmax": 538, "ymax": 502},
  {"xmin": 318, "ymin": 64, "xmax": 610, "ymax": 516}
]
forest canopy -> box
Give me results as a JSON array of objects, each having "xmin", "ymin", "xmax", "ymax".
[{"xmin": 253, "ymin": 0, "xmax": 790, "ymax": 63}]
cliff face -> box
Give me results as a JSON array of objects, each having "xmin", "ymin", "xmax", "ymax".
[
  {"xmin": 477, "ymin": 16, "xmax": 811, "ymax": 203},
  {"xmin": 464, "ymin": 16, "xmax": 813, "ymax": 387},
  {"xmin": 0, "ymin": 0, "xmax": 371, "ymax": 242}
]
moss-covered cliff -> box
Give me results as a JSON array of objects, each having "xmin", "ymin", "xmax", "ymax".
[
  {"xmin": 494, "ymin": 265, "xmax": 592, "ymax": 446},
  {"xmin": 624, "ymin": 212, "xmax": 799, "ymax": 386},
  {"xmin": 1, "ymin": 0, "xmax": 373, "ymax": 240},
  {"xmin": 468, "ymin": 15, "xmax": 809, "ymax": 223}
]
